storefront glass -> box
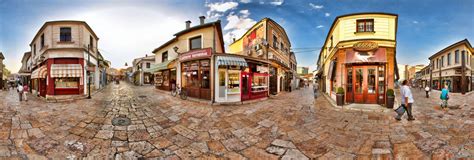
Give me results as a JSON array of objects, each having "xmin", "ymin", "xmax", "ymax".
[
  {"xmin": 251, "ymin": 74, "xmax": 268, "ymax": 92},
  {"xmin": 55, "ymin": 77, "xmax": 79, "ymax": 88}
]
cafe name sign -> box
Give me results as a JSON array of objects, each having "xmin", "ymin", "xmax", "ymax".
[{"xmin": 353, "ymin": 41, "xmax": 378, "ymax": 52}]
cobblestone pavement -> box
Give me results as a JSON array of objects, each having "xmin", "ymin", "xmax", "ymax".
[{"xmin": 0, "ymin": 82, "xmax": 472, "ymax": 159}]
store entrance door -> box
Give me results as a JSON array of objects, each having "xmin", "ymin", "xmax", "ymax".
[
  {"xmin": 352, "ymin": 66, "xmax": 378, "ymax": 104},
  {"xmin": 241, "ymin": 72, "xmax": 250, "ymax": 101},
  {"xmin": 270, "ymin": 67, "xmax": 278, "ymax": 95},
  {"xmin": 39, "ymin": 78, "xmax": 47, "ymax": 97}
]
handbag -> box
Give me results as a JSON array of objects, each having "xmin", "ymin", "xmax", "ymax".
[{"xmin": 395, "ymin": 105, "xmax": 405, "ymax": 116}]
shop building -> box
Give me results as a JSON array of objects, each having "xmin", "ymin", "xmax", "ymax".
[
  {"xmin": 229, "ymin": 18, "xmax": 293, "ymax": 95},
  {"xmin": 132, "ymin": 55, "xmax": 155, "ymax": 85},
  {"xmin": 316, "ymin": 12, "xmax": 399, "ymax": 105},
  {"xmin": 429, "ymin": 39, "xmax": 473, "ymax": 93},
  {"xmin": 418, "ymin": 65, "xmax": 431, "ymax": 88},
  {"xmin": 150, "ymin": 38, "xmax": 180, "ymax": 91},
  {"xmin": 28, "ymin": 20, "xmax": 105, "ymax": 98},
  {"xmin": 18, "ymin": 52, "xmax": 32, "ymax": 90},
  {"xmin": 289, "ymin": 52, "xmax": 298, "ymax": 91}
]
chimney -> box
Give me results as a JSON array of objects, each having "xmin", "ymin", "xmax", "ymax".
[
  {"xmin": 145, "ymin": 54, "xmax": 148, "ymax": 57},
  {"xmin": 199, "ymin": 16, "xmax": 205, "ymax": 25},
  {"xmin": 233, "ymin": 38, "xmax": 236, "ymax": 42},
  {"xmin": 185, "ymin": 20, "xmax": 191, "ymax": 29}
]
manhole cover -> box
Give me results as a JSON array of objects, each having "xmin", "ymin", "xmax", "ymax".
[{"xmin": 112, "ymin": 117, "xmax": 131, "ymax": 126}]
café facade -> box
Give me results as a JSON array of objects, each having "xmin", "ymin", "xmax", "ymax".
[{"xmin": 316, "ymin": 13, "xmax": 399, "ymax": 105}]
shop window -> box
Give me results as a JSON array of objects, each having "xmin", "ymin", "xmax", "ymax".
[
  {"xmin": 163, "ymin": 70, "xmax": 169, "ymax": 87},
  {"xmin": 55, "ymin": 77, "xmax": 79, "ymax": 88},
  {"xmin": 60, "ymin": 27, "xmax": 72, "ymax": 42},
  {"xmin": 228, "ymin": 72, "xmax": 240, "ymax": 93},
  {"xmin": 252, "ymin": 74, "xmax": 268, "ymax": 92},
  {"xmin": 155, "ymin": 72, "xmax": 163, "ymax": 87},
  {"xmin": 455, "ymin": 50, "xmax": 459, "ymax": 64},
  {"xmin": 447, "ymin": 53, "xmax": 451, "ymax": 65},
  {"xmin": 189, "ymin": 36, "xmax": 202, "ymax": 50},
  {"xmin": 356, "ymin": 19, "xmax": 374, "ymax": 32},
  {"xmin": 189, "ymin": 61, "xmax": 199, "ymax": 87},
  {"xmin": 201, "ymin": 60, "xmax": 210, "ymax": 89},
  {"xmin": 162, "ymin": 51, "xmax": 168, "ymax": 62}
]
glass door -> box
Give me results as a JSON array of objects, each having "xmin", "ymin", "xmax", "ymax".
[
  {"xmin": 366, "ymin": 67, "xmax": 377, "ymax": 104},
  {"xmin": 218, "ymin": 69, "xmax": 226, "ymax": 100},
  {"xmin": 241, "ymin": 72, "xmax": 250, "ymax": 101},
  {"xmin": 346, "ymin": 67, "xmax": 353, "ymax": 103},
  {"xmin": 353, "ymin": 67, "xmax": 364, "ymax": 103}
]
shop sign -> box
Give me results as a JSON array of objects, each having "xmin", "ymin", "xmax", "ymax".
[
  {"xmin": 353, "ymin": 41, "xmax": 378, "ymax": 52},
  {"xmin": 346, "ymin": 48, "xmax": 387, "ymax": 63},
  {"xmin": 257, "ymin": 66, "xmax": 269, "ymax": 73},
  {"xmin": 179, "ymin": 48, "xmax": 211, "ymax": 61}
]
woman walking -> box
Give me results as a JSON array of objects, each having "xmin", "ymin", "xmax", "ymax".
[{"xmin": 23, "ymin": 83, "xmax": 29, "ymax": 102}]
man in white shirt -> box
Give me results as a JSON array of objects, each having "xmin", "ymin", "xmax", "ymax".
[
  {"xmin": 396, "ymin": 80, "xmax": 415, "ymax": 121},
  {"xmin": 17, "ymin": 83, "xmax": 24, "ymax": 102}
]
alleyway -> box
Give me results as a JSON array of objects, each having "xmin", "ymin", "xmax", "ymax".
[{"xmin": 0, "ymin": 82, "xmax": 472, "ymax": 159}]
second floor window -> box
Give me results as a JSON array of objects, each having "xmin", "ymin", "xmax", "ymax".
[
  {"xmin": 33, "ymin": 44, "xmax": 36, "ymax": 56},
  {"xmin": 455, "ymin": 50, "xmax": 459, "ymax": 64},
  {"xmin": 146, "ymin": 62, "xmax": 150, "ymax": 68},
  {"xmin": 162, "ymin": 51, "xmax": 168, "ymax": 62},
  {"xmin": 441, "ymin": 56, "xmax": 444, "ymax": 67},
  {"xmin": 40, "ymin": 34, "xmax": 45, "ymax": 48},
  {"xmin": 356, "ymin": 19, "xmax": 374, "ymax": 32},
  {"xmin": 60, "ymin": 27, "xmax": 71, "ymax": 42},
  {"xmin": 189, "ymin": 36, "xmax": 202, "ymax": 50},
  {"xmin": 447, "ymin": 53, "xmax": 451, "ymax": 65},
  {"xmin": 273, "ymin": 35, "xmax": 278, "ymax": 49},
  {"xmin": 89, "ymin": 36, "xmax": 94, "ymax": 49}
]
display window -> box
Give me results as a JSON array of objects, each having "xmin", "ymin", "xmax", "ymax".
[
  {"xmin": 228, "ymin": 71, "xmax": 240, "ymax": 94},
  {"xmin": 163, "ymin": 70, "xmax": 169, "ymax": 87},
  {"xmin": 155, "ymin": 72, "xmax": 163, "ymax": 86},
  {"xmin": 55, "ymin": 77, "xmax": 79, "ymax": 88},
  {"xmin": 251, "ymin": 73, "xmax": 268, "ymax": 92}
]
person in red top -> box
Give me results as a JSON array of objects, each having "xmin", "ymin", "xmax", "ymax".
[{"xmin": 23, "ymin": 83, "xmax": 29, "ymax": 102}]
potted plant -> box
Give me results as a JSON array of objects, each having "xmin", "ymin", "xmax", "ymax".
[
  {"xmin": 386, "ymin": 89, "xmax": 395, "ymax": 108},
  {"xmin": 336, "ymin": 87, "xmax": 345, "ymax": 106}
]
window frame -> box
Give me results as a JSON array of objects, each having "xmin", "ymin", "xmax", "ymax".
[
  {"xmin": 162, "ymin": 51, "xmax": 168, "ymax": 62},
  {"xmin": 455, "ymin": 50, "xmax": 460, "ymax": 64},
  {"xmin": 189, "ymin": 36, "xmax": 202, "ymax": 50},
  {"xmin": 146, "ymin": 62, "xmax": 150, "ymax": 69},
  {"xmin": 59, "ymin": 27, "xmax": 72, "ymax": 42},
  {"xmin": 40, "ymin": 34, "xmax": 45, "ymax": 49},
  {"xmin": 89, "ymin": 35, "xmax": 94, "ymax": 49},
  {"xmin": 447, "ymin": 53, "xmax": 451, "ymax": 66},
  {"xmin": 356, "ymin": 19, "xmax": 375, "ymax": 32}
]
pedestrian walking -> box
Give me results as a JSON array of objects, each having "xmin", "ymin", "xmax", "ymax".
[
  {"xmin": 395, "ymin": 80, "xmax": 415, "ymax": 121},
  {"xmin": 440, "ymin": 85, "xmax": 449, "ymax": 108},
  {"xmin": 313, "ymin": 81, "xmax": 319, "ymax": 98},
  {"xmin": 424, "ymin": 86, "xmax": 430, "ymax": 98},
  {"xmin": 17, "ymin": 83, "xmax": 24, "ymax": 102},
  {"xmin": 23, "ymin": 83, "xmax": 29, "ymax": 102}
]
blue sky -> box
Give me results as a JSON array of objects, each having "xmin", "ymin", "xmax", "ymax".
[{"xmin": 1, "ymin": 0, "xmax": 473, "ymax": 73}]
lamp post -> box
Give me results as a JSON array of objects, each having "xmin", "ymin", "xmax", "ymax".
[{"xmin": 87, "ymin": 44, "xmax": 91, "ymax": 99}]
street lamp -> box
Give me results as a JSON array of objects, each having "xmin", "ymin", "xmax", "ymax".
[{"xmin": 87, "ymin": 44, "xmax": 91, "ymax": 99}]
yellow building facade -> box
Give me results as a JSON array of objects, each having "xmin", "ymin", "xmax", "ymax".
[
  {"xmin": 316, "ymin": 13, "xmax": 399, "ymax": 105},
  {"xmin": 229, "ymin": 18, "xmax": 293, "ymax": 95}
]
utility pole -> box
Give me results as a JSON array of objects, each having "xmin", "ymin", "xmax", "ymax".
[{"xmin": 87, "ymin": 44, "xmax": 91, "ymax": 99}]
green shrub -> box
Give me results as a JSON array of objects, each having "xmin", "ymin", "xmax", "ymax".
[
  {"xmin": 336, "ymin": 87, "xmax": 344, "ymax": 94},
  {"xmin": 386, "ymin": 89, "xmax": 395, "ymax": 97}
]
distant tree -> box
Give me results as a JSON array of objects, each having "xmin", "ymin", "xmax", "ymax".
[{"xmin": 2, "ymin": 64, "xmax": 11, "ymax": 79}]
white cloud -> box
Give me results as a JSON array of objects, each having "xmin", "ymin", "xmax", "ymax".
[
  {"xmin": 205, "ymin": 2, "xmax": 239, "ymax": 21},
  {"xmin": 222, "ymin": 11, "xmax": 257, "ymax": 47},
  {"xmin": 269, "ymin": 0, "xmax": 284, "ymax": 6},
  {"xmin": 325, "ymin": 12, "xmax": 330, "ymax": 17},
  {"xmin": 413, "ymin": 20, "xmax": 419, "ymax": 24},
  {"xmin": 240, "ymin": 0, "xmax": 252, "ymax": 3},
  {"xmin": 309, "ymin": 3, "xmax": 323, "ymax": 9},
  {"xmin": 316, "ymin": 25, "xmax": 324, "ymax": 28},
  {"xmin": 206, "ymin": 2, "xmax": 239, "ymax": 13}
]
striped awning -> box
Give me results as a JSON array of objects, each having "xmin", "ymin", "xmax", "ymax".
[
  {"xmin": 31, "ymin": 66, "xmax": 47, "ymax": 79},
  {"xmin": 216, "ymin": 56, "xmax": 248, "ymax": 67},
  {"xmin": 50, "ymin": 64, "xmax": 83, "ymax": 78}
]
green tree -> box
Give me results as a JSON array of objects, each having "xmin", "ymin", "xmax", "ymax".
[{"xmin": 2, "ymin": 64, "xmax": 10, "ymax": 79}]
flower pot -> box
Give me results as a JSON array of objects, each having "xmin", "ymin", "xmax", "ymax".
[
  {"xmin": 386, "ymin": 96, "xmax": 395, "ymax": 108},
  {"xmin": 336, "ymin": 93, "xmax": 344, "ymax": 106}
]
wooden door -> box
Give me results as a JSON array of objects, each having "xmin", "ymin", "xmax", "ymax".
[
  {"xmin": 241, "ymin": 72, "xmax": 250, "ymax": 101},
  {"xmin": 270, "ymin": 67, "xmax": 278, "ymax": 95},
  {"xmin": 39, "ymin": 78, "xmax": 47, "ymax": 97}
]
